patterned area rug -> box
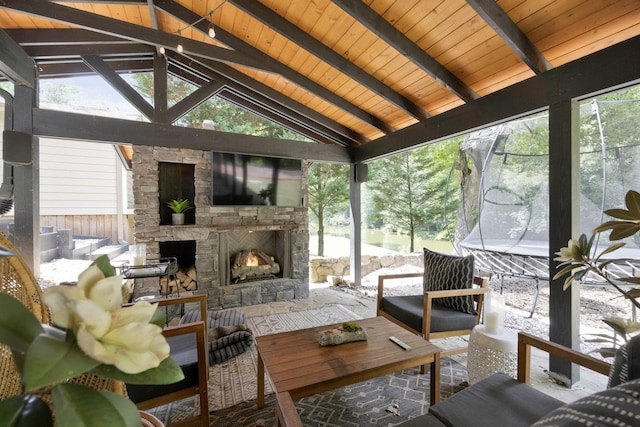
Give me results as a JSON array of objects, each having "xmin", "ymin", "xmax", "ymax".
[
  {"xmin": 209, "ymin": 358, "xmax": 468, "ymax": 427},
  {"xmin": 148, "ymin": 304, "xmax": 363, "ymax": 424}
]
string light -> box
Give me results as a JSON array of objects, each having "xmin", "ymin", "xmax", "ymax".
[{"xmin": 172, "ymin": 1, "xmax": 226, "ymax": 53}]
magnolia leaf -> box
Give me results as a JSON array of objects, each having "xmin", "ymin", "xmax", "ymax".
[
  {"xmin": 23, "ymin": 333, "xmax": 100, "ymax": 391},
  {"xmin": 602, "ymin": 209, "xmax": 638, "ymax": 221},
  {"xmin": 92, "ymin": 254, "xmax": 116, "ymax": 278},
  {"xmin": 610, "ymin": 223, "xmax": 640, "ymax": 241},
  {"xmin": 621, "ymin": 279, "xmax": 640, "ymax": 287},
  {"xmin": 52, "ymin": 384, "xmax": 140, "ymax": 427},
  {"xmin": 625, "ymin": 190, "xmax": 640, "ymax": 217},
  {"xmin": 93, "ymin": 356, "xmax": 184, "ymax": 385},
  {"xmin": 553, "ymin": 264, "xmax": 581, "ymax": 280},
  {"xmin": 595, "ymin": 242, "xmax": 626, "ymax": 261},
  {"xmin": 0, "ymin": 294, "xmax": 44, "ymax": 353},
  {"xmin": 149, "ymin": 307, "xmax": 166, "ymax": 328},
  {"xmin": 0, "ymin": 394, "xmax": 53, "ymax": 427}
]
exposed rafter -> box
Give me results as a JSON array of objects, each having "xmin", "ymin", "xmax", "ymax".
[
  {"xmin": 81, "ymin": 54, "xmax": 154, "ymax": 119},
  {"xmin": 229, "ymin": 0, "xmax": 428, "ymax": 121},
  {"xmin": 0, "ymin": 0, "xmax": 274, "ymax": 72},
  {"xmin": 466, "ymin": 0, "xmax": 552, "ymax": 74},
  {"xmin": 153, "ymin": 0, "xmax": 393, "ymax": 136},
  {"xmin": 333, "ymin": 0, "xmax": 478, "ymax": 102}
]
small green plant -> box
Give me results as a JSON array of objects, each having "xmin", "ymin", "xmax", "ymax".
[
  {"xmin": 166, "ymin": 198, "xmax": 193, "ymax": 214},
  {"xmin": 342, "ymin": 321, "xmax": 361, "ymax": 332}
]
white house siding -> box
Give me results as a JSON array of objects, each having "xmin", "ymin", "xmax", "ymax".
[{"xmin": 40, "ymin": 138, "xmax": 118, "ymax": 215}]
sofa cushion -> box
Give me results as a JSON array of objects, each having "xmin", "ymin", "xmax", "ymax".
[
  {"xmin": 380, "ymin": 295, "xmax": 478, "ymax": 333},
  {"xmin": 532, "ymin": 377, "xmax": 640, "ymax": 426},
  {"xmin": 423, "ymin": 248, "xmax": 476, "ymax": 315},
  {"xmin": 608, "ymin": 333, "xmax": 640, "ymax": 388},
  {"xmin": 428, "ymin": 373, "xmax": 564, "ymax": 427}
]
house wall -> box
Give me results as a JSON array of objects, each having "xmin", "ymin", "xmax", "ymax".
[{"xmin": 0, "ymin": 128, "xmax": 131, "ymax": 244}]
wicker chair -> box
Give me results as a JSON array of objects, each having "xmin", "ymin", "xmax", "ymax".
[{"xmin": 0, "ymin": 231, "xmax": 126, "ymax": 400}]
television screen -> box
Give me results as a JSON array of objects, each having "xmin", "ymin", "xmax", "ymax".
[{"xmin": 211, "ymin": 152, "xmax": 302, "ymax": 206}]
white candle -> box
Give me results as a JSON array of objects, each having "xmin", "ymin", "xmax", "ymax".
[{"xmin": 485, "ymin": 311, "xmax": 500, "ymax": 334}]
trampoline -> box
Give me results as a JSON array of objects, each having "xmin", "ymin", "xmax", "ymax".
[{"xmin": 455, "ymin": 99, "xmax": 640, "ymax": 316}]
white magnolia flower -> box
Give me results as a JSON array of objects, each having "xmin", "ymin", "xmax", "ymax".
[{"xmin": 43, "ymin": 264, "xmax": 170, "ymax": 374}]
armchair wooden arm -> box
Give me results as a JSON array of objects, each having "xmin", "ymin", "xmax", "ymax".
[{"xmin": 517, "ymin": 332, "xmax": 611, "ymax": 384}]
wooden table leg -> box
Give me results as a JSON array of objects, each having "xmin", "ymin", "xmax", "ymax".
[
  {"xmin": 258, "ymin": 351, "xmax": 265, "ymax": 408},
  {"xmin": 430, "ymin": 352, "xmax": 441, "ymax": 405}
]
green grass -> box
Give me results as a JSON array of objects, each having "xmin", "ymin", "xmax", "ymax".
[{"xmin": 316, "ymin": 225, "xmax": 454, "ymax": 254}]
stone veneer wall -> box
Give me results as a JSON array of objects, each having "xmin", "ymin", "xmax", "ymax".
[
  {"xmin": 132, "ymin": 146, "xmax": 310, "ymax": 309},
  {"xmin": 310, "ymin": 253, "xmax": 423, "ymax": 283}
]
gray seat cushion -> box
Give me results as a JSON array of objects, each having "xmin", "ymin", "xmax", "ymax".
[
  {"xmin": 380, "ymin": 295, "xmax": 478, "ymax": 333},
  {"xmin": 428, "ymin": 373, "xmax": 564, "ymax": 427}
]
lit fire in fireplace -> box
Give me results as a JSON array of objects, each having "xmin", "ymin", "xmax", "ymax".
[
  {"xmin": 245, "ymin": 253, "xmax": 260, "ymax": 267},
  {"xmin": 231, "ymin": 248, "xmax": 280, "ymax": 282}
]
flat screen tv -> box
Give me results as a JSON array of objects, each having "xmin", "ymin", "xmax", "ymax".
[{"xmin": 211, "ymin": 152, "xmax": 302, "ymax": 206}]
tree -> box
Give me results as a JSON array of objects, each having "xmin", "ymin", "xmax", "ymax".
[
  {"xmin": 367, "ymin": 138, "xmax": 462, "ymax": 253},
  {"xmin": 308, "ymin": 162, "xmax": 350, "ymax": 256}
]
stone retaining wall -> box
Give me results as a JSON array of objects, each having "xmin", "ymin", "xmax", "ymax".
[{"xmin": 310, "ymin": 253, "xmax": 424, "ymax": 283}]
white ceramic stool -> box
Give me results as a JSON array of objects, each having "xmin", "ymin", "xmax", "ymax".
[{"xmin": 467, "ymin": 324, "xmax": 518, "ymax": 384}]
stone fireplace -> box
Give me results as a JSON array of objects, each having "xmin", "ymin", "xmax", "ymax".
[{"xmin": 131, "ymin": 146, "xmax": 310, "ymax": 309}]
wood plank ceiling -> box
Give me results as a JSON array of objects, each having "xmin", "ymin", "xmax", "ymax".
[{"xmin": 0, "ymin": 0, "xmax": 638, "ymax": 149}]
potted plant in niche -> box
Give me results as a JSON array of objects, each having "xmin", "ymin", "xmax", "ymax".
[{"xmin": 166, "ymin": 198, "xmax": 192, "ymax": 225}]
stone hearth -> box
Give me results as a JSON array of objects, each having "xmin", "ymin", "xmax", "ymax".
[{"xmin": 132, "ymin": 146, "xmax": 309, "ymax": 309}]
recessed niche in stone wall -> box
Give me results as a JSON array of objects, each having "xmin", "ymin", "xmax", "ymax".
[{"xmin": 158, "ymin": 162, "xmax": 195, "ymax": 225}]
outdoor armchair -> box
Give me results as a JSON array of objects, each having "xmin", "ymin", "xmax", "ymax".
[
  {"xmin": 377, "ymin": 249, "xmax": 489, "ymax": 358},
  {"xmin": 126, "ymin": 294, "xmax": 209, "ymax": 427}
]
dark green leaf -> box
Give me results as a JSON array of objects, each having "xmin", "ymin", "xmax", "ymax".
[
  {"xmin": 92, "ymin": 357, "xmax": 184, "ymax": 385},
  {"xmin": 0, "ymin": 394, "xmax": 53, "ymax": 427},
  {"xmin": 602, "ymin": 209, "xmax": 637, "ymax": 221},
  {"xmin": 149, "ymin": 308, "xmax": 166, "ymax": 328},
  {"xmin": 0, "ymin": 294, "xmax": 44, "ymax": 352},
  {"xmin": 23, "ymin": 333, "xmax": 99, "ymax": 391},
  {"xmin": 52, "ymin": 384, "xmax": 140, "ymax": 427},
  {"xmin": 610, "ymin": 223, "xmax": 640, "ymax": 241},
  {"xmin": 624, "ymin": 190, "xmax": 640, "ymax": 217},
  {"xmin": 92, "ymin": 254, "xmax": 115, "ymax": 278}
]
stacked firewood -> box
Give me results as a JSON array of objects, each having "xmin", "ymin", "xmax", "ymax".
[
  {"xmin": 160, "ymin": 265, "xmax": 197, "ymax": 295},
  {"xmin": 231, "ymin": 248, "xmax": 280, "ymax": 282}
]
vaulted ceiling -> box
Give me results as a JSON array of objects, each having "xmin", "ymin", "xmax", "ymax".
[{"xmin": 0, "ymin": 0, "xmax": 639, "ymax": 155}]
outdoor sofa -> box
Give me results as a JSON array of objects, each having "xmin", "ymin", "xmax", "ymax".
[{"xmin": 274, "ymin": 332, "xmax": 640, "ymax": 427}]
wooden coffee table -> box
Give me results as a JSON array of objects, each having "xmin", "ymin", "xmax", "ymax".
[{"xmin": 256, "ymin": 316, "xmax": 441, "ymax": 408}]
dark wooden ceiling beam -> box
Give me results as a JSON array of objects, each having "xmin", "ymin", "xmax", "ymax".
[
  {"xmin": 165, "ymin": 80, "xmax": 224, "ymax": 124},
  {"xmin": 153, "ymin": 52, "xmax": 168, "ymax": 123},
  {"xmin": 32, "ymin": 108, "xmax": 352, "ymax": 163},
  {"xmin": 5, "ymin": 28, "xmax": 135, "ymax": 45},
  {"xmin": 35, "ymin": 59, "xmax": 153, "ymax": 77},
  {"xmin": 219, "ymin": 89, "xmax": 340, "ymax": 146},
  {"xmin": 170, "ymin": 52, "xmax": 359, "ymax": 146},
  {"xmin": 154, "ymin": 0, "xmax": 392, "ymax": 136},
  {"xmin": 0, "ymin": 0, "xmax": 275, "ymax": 72},
  {"xmin": 0, "ymin": 29, "xmax": 35, "ymax": 87},
  {"xmin": 23, "ymin": 43, "xmax": 155, "ymax": 59},
  {"xmin": 333, "ymin": 0, "xmax": 478, "ymax": 103},
  {"xmin": 466, "ymin": 0, "xmax": 552, "ymax": 74},
  {"xmin": 355, "ymin": 35, "xmax": 640, "ymax": 162},
  {"xmin": 81, "ymin": 54, "xmax": 154, "ymax": 119},
  {"xmin": 229, "ymin": 0, "xmax": 427, "ymax": 121}
]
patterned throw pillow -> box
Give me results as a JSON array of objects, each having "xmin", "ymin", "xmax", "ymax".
[
  {"xmin": 532, "ymin": 378, "xmax": 640, "ymax": 427},
  {"xmin": 423, "ymin": 248, "xmax": 476, "ymax": 315},
  {"xmin": 608, "ymin": 333, "xmax": 640, "ymax": 388}
]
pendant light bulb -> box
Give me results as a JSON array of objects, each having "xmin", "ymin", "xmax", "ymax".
[
  {"xmin": 208, "ymin": 23, "xmax": 216, "ymax": 38},
  {"xmin": 177, "ymin": 40, "xmax": 183, "ymax": 53}
]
